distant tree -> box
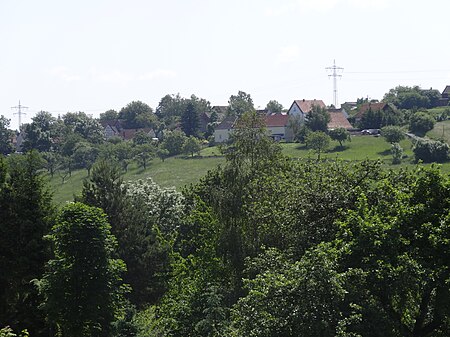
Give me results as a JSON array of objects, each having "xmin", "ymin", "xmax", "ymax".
[
  {"xmin": 62, "ymin": 112, "xmax": 104, "ymax": 144},
  {"xmin": 161, "ymin": 130, "xmax": 187, "ymax": 156},
  {"xmin": 134, "ymin": 143, "xmax": 155, "ymax": 170},
  {"xmin": 133, "ymin": 130, "xmax": 153, "ymax": 145},
  {"xmin": 119, "ymin": 101, "xmax": 155, "ymax": 129},
  {"xmin": 37, "ymin": 202, "xmax": 127, "ymax": 337},
  {"xmin": 157, "ymin": 147, "xmax": 170, "ymax": 162},
  {"xmin": 155, "ymin": 94, "xmax": 186, "ymax": 125},
  {"xmin": 381, "ymin": 125, "xmax": 405, "ymax": 143},
  {"xmin": 409, "ymin": 111, "xmax": 435, "ymax": 135},
  {"xmin": 383, "ymin": 85, "xmax": 438, "ymax": 109},
  {"xmin": 306, "ymin": 131, "xmax": 330, "ymax": 159},
  {"xmin": 227, "ymin": 91, "xmax": 255, "ymax": 117},
  {"xmin": 266, "ymin": 100, "xmax": 284, "ymax": 113},
  {"xmin": 71, "ymin": 141, "xmax": 99, "ymax": 175},
  {"xmin": 305, "ymin": 105, "xmax": 330, "ymax": 132},
  {"xmin": 329, "ymin": 127, "xmax": 350, "ymax": 147},
  {"xmin": 181, "ymin": 101, "xmax": 200, "ymax": 137},
  {"xmin": 99, "ymin": 109, "xmax": 119, "ymax": 122},
  {"xmin": 22, "ymin": 111, "xmax": 57, "ymax": 152},
  {"xmin": 113, "ymin": 141, "xmax": 134, "ymax": 172},
  {"xmin": 183, "ymin": 136, "xmax": 201, "ymax": 157},
  {"xmin": 0, "ymin": 116, "xmax": 14, "ymax": 155},
  {"xmin": 41, "ymin": 151, "xmax": 61, "ymax": 177}
]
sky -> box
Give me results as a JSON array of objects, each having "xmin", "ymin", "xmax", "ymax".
[{"xmin": 1, "ymin": 0, "xmax": 449, "ymax": 130}]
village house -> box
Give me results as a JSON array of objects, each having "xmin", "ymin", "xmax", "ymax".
[
  {"xmin": 213, "ymin": 98, "xmax": 352, "ymax": 143},
  {"xmin": 287, "ymin": 99, "xmax": 327, "ymax": 119},
  {"xmin": 327, "ymin": 108, "xmax": 353, "ymax": 130}
]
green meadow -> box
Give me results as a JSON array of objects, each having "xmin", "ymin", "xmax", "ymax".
[{"xmin": 48, "ymin": 134, "xmax": 450, "ymax": 204}]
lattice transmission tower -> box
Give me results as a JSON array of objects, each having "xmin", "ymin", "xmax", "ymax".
[
  {"xmin": 326, "ymin": 60, "xmax": 344, "ymax": 107},
  {"xmin": 11, "ymin": 100, "xmax": 28, "ymax": 128}
]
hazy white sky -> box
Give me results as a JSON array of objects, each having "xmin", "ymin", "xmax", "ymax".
[{"xmin": 1, "ymin": 0, "xmax": 449, "ymax": 129}]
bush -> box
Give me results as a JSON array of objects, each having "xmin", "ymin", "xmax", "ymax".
[
  {"xmin": 413, "ymin": 138, "xmax": 449, "ymax": 163},
  {"xmin": 391, "ymin": 143, "xmax": 403, "ymax": 164},
  {"xmin": 409, "ymin": 112, "xmax": 435, "ymax": 135},
  {"xmin": 381, "ymin": 125, "xmax": 405, "ymax": 143}
]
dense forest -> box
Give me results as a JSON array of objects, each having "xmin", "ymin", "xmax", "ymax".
[{"xmin": 1, "ymin": 111, "xmax": 449, "ymax": 337}]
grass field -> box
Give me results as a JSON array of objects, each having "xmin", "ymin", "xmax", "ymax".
[
  {"xmin": 48, "ymin": 134, "xmax": 450, "ymax": 204},
  {"xmin": 427, "ymin": 120, "xmax": 450, "ymax": 144}
]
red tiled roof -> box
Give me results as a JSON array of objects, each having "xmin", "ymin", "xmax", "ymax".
[
  {"xmin": 358, "ymin": 102, "xmax": 387, "ymax": 115},
  {"xmin": 294, "ymin": 99, "xmax": 326, "ymax": 113},
  {"xmin": 265, "ymin": 114, "xmax": 289, "ymax": 127},
  {"xmin": 121, "ymin": 128, "xmax": 154, "ymax": 140},
  {"xmin": 328, "ymin": 111, "xmax": 353, "ymax": 130}
]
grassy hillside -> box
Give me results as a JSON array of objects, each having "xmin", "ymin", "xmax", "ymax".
[
  {"xmin": 49, "ymin": 134, "xmax": 450, "ymax": 204},
  {"xmin": 48, "ymin": 155, "xmax": 225, "ymax": 204},
  {"xmin": 427, "ymin": 120, "xmax": 450, "ymax": 144}
]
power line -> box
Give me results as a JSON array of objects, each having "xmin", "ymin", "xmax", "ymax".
[
  {"xmin": 11, "ymin": 100, "xmax": 28, "ymax": 128},
  {"xmin": 326, "ymin": 60, "xmax": 344, "ymax": 107}
]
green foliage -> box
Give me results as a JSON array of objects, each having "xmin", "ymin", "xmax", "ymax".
[
  {"xmin": 183, "ymin": 136, "xmax": 201, "ymax": 157},
  {"xmin": 156, "ymin": 147, "xmax": 170, "ymax": 162},
  {"xmin": 37, "ymin": 202, "xmax": 127, "ymax": 337},
  {"xmin": 227, "ymin": 91, "xmax": 255, "ymax": 117},
  {"xmin": 233, "ymin": 246, "xmax": 346, "ymax": 337},
  {"xmin": 410, "ymin": 111, "xmax": 436, "ymax": 135},
  {"xmin": 119, "ymin": 101, "xmax": 156, "ymax": 129},
  {"xmin": 329, "ymin": 127, "xmax": 351, "ymax": 147},
  {"xmin": 305, "ymin": 105, "xmax": 330, "ymax": 132},
  {"xmin": 383, "ymin": 85, "xmax": 441, "ymax": 109},
  {"xmin": 0, "ymin": 116, "xmax": 14, "ymax": 155},
  {"xmin": 121, "ymin": 178, "xmax": 185, "ymax": 305},
  {"xmin": 305, "ymin": 131, "xmax": 330, "ymax": 159},
  {"xmin": 72, "ymin": 141, "xmax": 99, "ymax": 175},
  {"xmin": 390, "ymin": 142, "xmax": 403, "ymax": 164},
  {"xmin": 335, "ymin": 167, "xmax": 450, "ymax": 336},
  {"xmin": 62, "ymin": 111, "xmax": 105, "ymax": 144},
  {"xmin": 413, "ymin": 138, "xmax": 449, "ymax": 163},
  {"xmin": 0, "ymin": 327, "xmax": 28, "ymax": 337},
  {"xmin": 381, "ymin": 125, "xmax": 405, "ymax": 143},
  {"xmin": 134, "ymin": 143, "xmax": 155, "ymax": 170},
  {"xmin": 133, "ymin": 130, "xmax": 154, "ymax": 145},
  {"xmin": 161, "ymin": 130, "xmax": 187, "ymax": 156},
  {"xmin": 99, "ymin": 109, "xmax": 119, "ymax": 122},
  {"xmin": 265, "ymin": 100, "xmax": 284, "ymax": 113},
  {"xmin": 0, "ymin": 151, "xmax": 54, "ymax": 336},
  {"xmin": 22, "ymin": 111, "xmax": 57, "ymax": 152},
  {"xmin": 181, "ymin": 101, "xmax": 200, "ymax": 137}
]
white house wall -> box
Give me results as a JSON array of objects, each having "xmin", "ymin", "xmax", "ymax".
[{"xmin": 214, "ymin": 129, "xmax": 232, "ymax": 143}]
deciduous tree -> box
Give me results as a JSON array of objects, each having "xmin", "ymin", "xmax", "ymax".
[{"xmin": 37, "ymin": 202, "xmax": 127, "ymax": 337}]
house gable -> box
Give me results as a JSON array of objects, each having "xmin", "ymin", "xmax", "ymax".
[{"xmin": 288, "ymin": 99, "xmax": 326, "ymax": 118}]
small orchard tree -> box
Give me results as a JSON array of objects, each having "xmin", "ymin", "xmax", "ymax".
[
  {"xmin": 161, "ymin": 130, "xmax": 187, "ymax": 156},
  {"xmin": 37, "ymin": 202, "xmax": 127, "ymax": 337},
  {"xmin": 381, "ymin": 125, "xmax": 405, "ymax": 144},
  {"xmin": 133, "ymin": 143, "xmax": 155, "ymax": 170},
  {"xmin": 329, "ymin": 128, "xmax": 350, "ymax": 147},
  {"xmin": 306, "ymin": 131, "xmax": 330, "ymax": 160},
  {"xmin": 391, "ymin": 142, "xmax": 403, "ymax": 164},
  {"xmin": 157, "ymin": 147, "xmax": 170, "ymax": 162},
  {"xmin": 183, "ymin": 136, "xmax": 201, "ymax": 157}
]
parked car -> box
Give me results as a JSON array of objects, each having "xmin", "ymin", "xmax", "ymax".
[{"xmin": 361, "ymin": 129, "xmax": 380, "ymax": 135}]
